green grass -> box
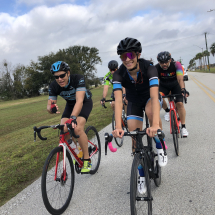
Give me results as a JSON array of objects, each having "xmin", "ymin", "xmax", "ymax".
[
  {"xmin": 0, "ymin": 86, "xmax": 113, "ymax": 206},
  {"xmin": 189, "ymin": 67, "xmax": 215, "ymax": 73}
]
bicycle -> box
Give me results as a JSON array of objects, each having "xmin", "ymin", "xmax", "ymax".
[
  {"xmin": 105, "ymin": 113, "xmax": 166, "ymax": 215},
  {"xmin": 102, "ymin": 99, "xmax": 128, "ymax": 147},
  {"xmin": 33, "ymin": 123, "xmax": 101, "ymax": 215},
  {"xmin": 162, "ymin": 94, "xmax": 187, "ymax": 156}
]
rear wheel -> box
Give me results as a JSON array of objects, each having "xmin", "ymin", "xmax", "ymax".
[
  {"xmin": 130, "ymin": 154, "xmax": 152, "ymax": 215},
  {"xmin": 85, "ymin": 126, "xmax": 101, "ymax": 174},
  {"xmin": 112, "ymin": 112, "xmax": 124, "ymax": 147},
  {"xmin": 41, "ymin": 146, "xmax": 74, "ymax": 215},
  {"xmin": 171, "ymin": 111, "xmax": 179, "ymax": 156}
]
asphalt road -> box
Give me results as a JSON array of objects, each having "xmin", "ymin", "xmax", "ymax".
[{"xmin": 0, "ymin": 72, "xmax": 215, "ymax": 215}]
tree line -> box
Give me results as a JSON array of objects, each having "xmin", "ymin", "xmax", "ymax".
[
  {"xmin": 188, "ymin": 42, "xmax": 215, "ymax": 69},
  {"xmin": 0, "ymin": 46, "xmax": 102, "ymax": 100}
]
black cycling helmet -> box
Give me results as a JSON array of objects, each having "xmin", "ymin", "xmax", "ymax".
[
  {"xmin": 117, "ymin": 37, "xmax": 142, "ymax": 55},
  {"xmin": 108, "ymin": 60, "xmax": 118, "ymax": 70},
  {"xmin": 50, "ymin": 61, "xmax": 70, "ymax": 74},
  {"xmin": 157, "ymin": 51, "xmax": 171, "ymax": 62}
]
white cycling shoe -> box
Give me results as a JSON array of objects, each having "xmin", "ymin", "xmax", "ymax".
[
  {"xmin": 138, "ymin": 176, "xmax": 146, "ymax": 194},
  {"xmin": 164, "ymin": 112, "xmax": 170, "ymax": 122},
  {"xmin": 181, "ymin": 127, "xmax": 189, "ymax": 137},
  {"xmin": 157, "ymin": 149, "xmax": 168, "ymax": 167}
]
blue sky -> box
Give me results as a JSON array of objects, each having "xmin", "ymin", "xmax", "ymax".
[{"xmin": 0, "ymin": 0, "xmax": 215, "ymax": 77}]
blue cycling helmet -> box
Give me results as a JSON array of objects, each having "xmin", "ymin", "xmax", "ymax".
[{"xmin": 50, "ymin": 61, "xmax": 70, "ymax": 74}]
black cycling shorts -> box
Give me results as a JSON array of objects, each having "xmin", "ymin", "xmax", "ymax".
[
  {"xmin": 159, "ymin": 81, "xmax": 183, "ymax": 103},
  {"xmin": 127, "ymin": 96, "xmax": 162, "ymax": 122},
  {"xmin": 61, "ymin": 98, "xmax": 93, "ymax": 121}
]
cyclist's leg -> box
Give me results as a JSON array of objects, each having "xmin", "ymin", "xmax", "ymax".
[
  {"xmin": 127, "ymin": 101, "xmax": 143, "ymax": 152},
  {"xmin": 160, "ymin": 84, "xmax": 171, "ymax": 121},
  {"xmin": 172, "ymin": 83, "xmax": 188, "ymax": 136},
  {"xmin": 145, "ymin": 98, "xmax": 167, "ymax": 167}
]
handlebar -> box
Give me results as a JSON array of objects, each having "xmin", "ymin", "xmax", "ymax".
[
  {"xmin": 33, "ymin": 123, "xmax": 79, "ymax": 142},
  {"xmin": 104, "ymin": 128, "xmax": 166, "ymax": 155}
]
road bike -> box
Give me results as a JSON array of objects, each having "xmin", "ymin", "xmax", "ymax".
[
  {"xmin": 102, "ymin": 99, "xmax": 128, "ymax": 147},
  {"xmin": 105, "ymin": 113, "xmax": 166, "ymax": 215},
  {"xmin": 33, "ymin": 123, "xmax": 101, "ymax": 215},
  {"xmin": 162, "ymin": 94, "xmax": 187, "ymax": 156}
]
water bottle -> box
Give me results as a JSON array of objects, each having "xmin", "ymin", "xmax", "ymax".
[{"xmin": 138, "ymin": 164, "xmax": 144, "ymax": 177}]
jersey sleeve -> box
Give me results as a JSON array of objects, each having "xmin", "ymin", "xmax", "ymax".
[
  {"xmin": 103, "ymin": 73, "xmax": 110, "ymax": 85},
  {"xmin": 48, "ymin": 82, "xmax": 58, "ymax": 100},
  {"xmin": 147, "ymin": 65, "xmax": 159, "ymax": 88},
  {"xmin": 75, "ymin": 75, "xmax": 86, "ymax": 92},
  {"xmin": 113, "ymin": 70, "xmax": 122, "ymax": 91},
  {"xmin": 175, "ymin": 61, "xmax": 183, "ymax": 76}
]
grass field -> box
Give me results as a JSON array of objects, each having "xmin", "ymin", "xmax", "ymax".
[
  {"xmin": 189, "ymin": 67, "xmax": 215, "ymax": 73},
  {"xmin": 0, "ymin": 86, "xmax": 113, "ymax": 206}
]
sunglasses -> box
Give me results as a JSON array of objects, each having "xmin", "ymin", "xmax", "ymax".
[
  {"xmin": 120, "ymin": 52, "xmax": 136, "ymax": 61},
  {"xmin": 54, "ymin": 73, "xmax": 67, "ymax": 79},
  {"xmin": 159, "ymin": 60, "xmax": 169, "ymax": 65},
  {"xmin": 110, "ymin": 68, "xmax": 117, "ymax": 72}
]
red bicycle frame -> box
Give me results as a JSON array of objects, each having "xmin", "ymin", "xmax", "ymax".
[
  {"xmin": 54, "ymin": 131, "xmax": 98, "ymax": 181},
  {"xmin": 169, "ymin": 101, "xmax": 181, "ymax": 134}
]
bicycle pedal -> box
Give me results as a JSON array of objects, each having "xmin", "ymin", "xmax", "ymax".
[{"xmin": 81, "ymin": 171, "xmax": 90, "ymax": 175}]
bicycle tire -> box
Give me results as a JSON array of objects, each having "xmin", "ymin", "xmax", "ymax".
[
  {"xmin": 112, "ymin": 112, "xmax": 124, "ymax": 147},
  {"xmin": 171, "ymin": 111, "xmax": 179, "ymax": 156},
  {"xmin": 130, "ymin": 154, "xmax": 152, "ymax": 215},
  {"xmin": 41, "ymin": 146, "xmax": 75, "ymax": 215},
  {"xmin": 85, "ymin": 126, "xmax": 101, "ymax": 174}
]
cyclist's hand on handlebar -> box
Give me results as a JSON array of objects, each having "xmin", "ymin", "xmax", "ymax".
[
  {"xmin": 146, "ymin": 125, "xmax": 161, "ymax": 138},
  {"xmin": 64, "ymin": 118, "xmax": 77, "ymax": 132},
  {"xmin": 50, "ymin": 99, "xmax": 60, "ymax": 114},
  {"xmin": 181, "ymin": 88, "xmax": 189, "ymax": 98},
  {"xmin": 112, "ymin": 128, "xmax": 124, "ymax": 138},
  {"xmin": 100, "ymin": 98, "xmax": 106, "ymax": 105}
]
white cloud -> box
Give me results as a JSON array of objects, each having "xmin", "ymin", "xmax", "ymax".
[{"xmin": 0, "ymin": 0, "xmax": 215, "ymax": 77}]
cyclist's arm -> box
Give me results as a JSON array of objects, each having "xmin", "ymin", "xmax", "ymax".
[
  {"xmin": 148, "ymin": 66, "xmax": 160, "ymax": 127},
  {"xmin": 150, "ymin": 87, "xmax": 160, "ymax": 127},
  {"xmin": 175, "ymin": 61, "xmax": 185, "ymax": 89},
  {"xmin": 114, "ymin": 90, "xmax": 123, "ymax": 129},
  {"xmin": 102, "ymin": 85, "xmax": 109, "ymax": 99},
  {"xmin": 47, "ymin": 84, "xmax": 58, "ymax": 114}
]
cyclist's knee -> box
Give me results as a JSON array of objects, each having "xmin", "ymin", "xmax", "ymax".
[{"xmin": 176, "ymin": 102, "xmax": 184, "ymax": 109}]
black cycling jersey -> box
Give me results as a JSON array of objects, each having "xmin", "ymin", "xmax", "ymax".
[
  {"xmin": 48, "ymin": 74, "xmax": 92, "ymax": 105},
  {"xmin": 113, "ymin": 59, "xmax": 159, "ymax": 103},
  {"xmin": 155, "ymin": 61, "xmax": 183, "ymax": 83}
]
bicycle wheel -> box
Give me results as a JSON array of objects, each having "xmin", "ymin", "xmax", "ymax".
[
  {"xmin": 41, "ymin": 146, "xmax": 75, "ymax": 215},
  {"xmin": 130, "ymin": 154, "xmax": 152, "ymax": 215},
  {"xmin": 171, "ymin": 111, "xmax": 179, "ymax": 156},
  {"xmin": 85, "ymin": 126, "xmax": 101, "ymax": 174},
  {"xmin": 112, "ymin": 112, "xmax": 124, "ymax": 147},
  {"xmin": 153, "ymin": 150, "xmax": 161, "ymax": 187}
]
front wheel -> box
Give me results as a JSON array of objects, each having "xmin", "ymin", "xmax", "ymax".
[
  {"xmin": 41, "ymin": 146, "xmax": 75, "ymax": 215},
  {"xmin": 171, "ymin": 111, "xmax": 179, "ymax": 156},
  {"xmin": 85, "ymin": 126, "xmax": 101, "ymax": 174},
  {"xmin": 112, "ymin": 112, "xmax": 124, "ymax": 147},
  {"xmin": 130, "ymin": 154, "xmax": 152, "ymax": 215}
]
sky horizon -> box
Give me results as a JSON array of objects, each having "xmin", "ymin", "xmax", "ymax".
[{"xmin": 0, "ymin": 0, "xmax": 215, "ymax": 77}]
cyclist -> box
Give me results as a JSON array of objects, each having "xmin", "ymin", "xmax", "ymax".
[
  {"xmin": 112, "ymin": 38, "xmax": 167, "ymax": 193},
  {"xmin": 155, "ymin": 52, "xmax": 189, "ymax": 137},
  {"xmin": 47, "ymin": 61, "xmax": 93, "ymax": 174},
  {"xmin": 100, "ymin": 60, "xmax": 126, "ymax": 109}
]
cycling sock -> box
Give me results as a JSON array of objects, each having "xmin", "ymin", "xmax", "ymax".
[
  {"xmin": 83, "ymin": 158, "xmax": 91, "ymax": 162},
  {"xmin": 165, "ymin": 108, "xmax": 170, "ymax": 112},
  {"xmin": 138, "ymin": 164, "xmax": 145, "ymax": 177},
  {"xmin": 182, "ymin": 124, "xmax": 186, "ymax": 128},
  {"xmin": 154, "ymin": 136, "xmax": 167, "ymax": 149}
]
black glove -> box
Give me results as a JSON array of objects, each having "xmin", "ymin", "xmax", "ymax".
[
  {"xmin": 181, "ymin": 88, "xmax": 189, "ymax": 96},
  {"xmin": 51, "ymin": 103, "xmax": 57, "ymax": 113},
  {"xmin": 101, "ymin": 98, "xmax": 105, "ymax": 103}
]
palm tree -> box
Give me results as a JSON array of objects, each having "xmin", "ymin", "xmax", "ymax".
[
  {"xmin": 210, "ymin": 42, "xmax": 215, "ymax": 57},
  {"xmin": 195, "ymin": 53, "xmax": 203, "ymax": 69}
]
